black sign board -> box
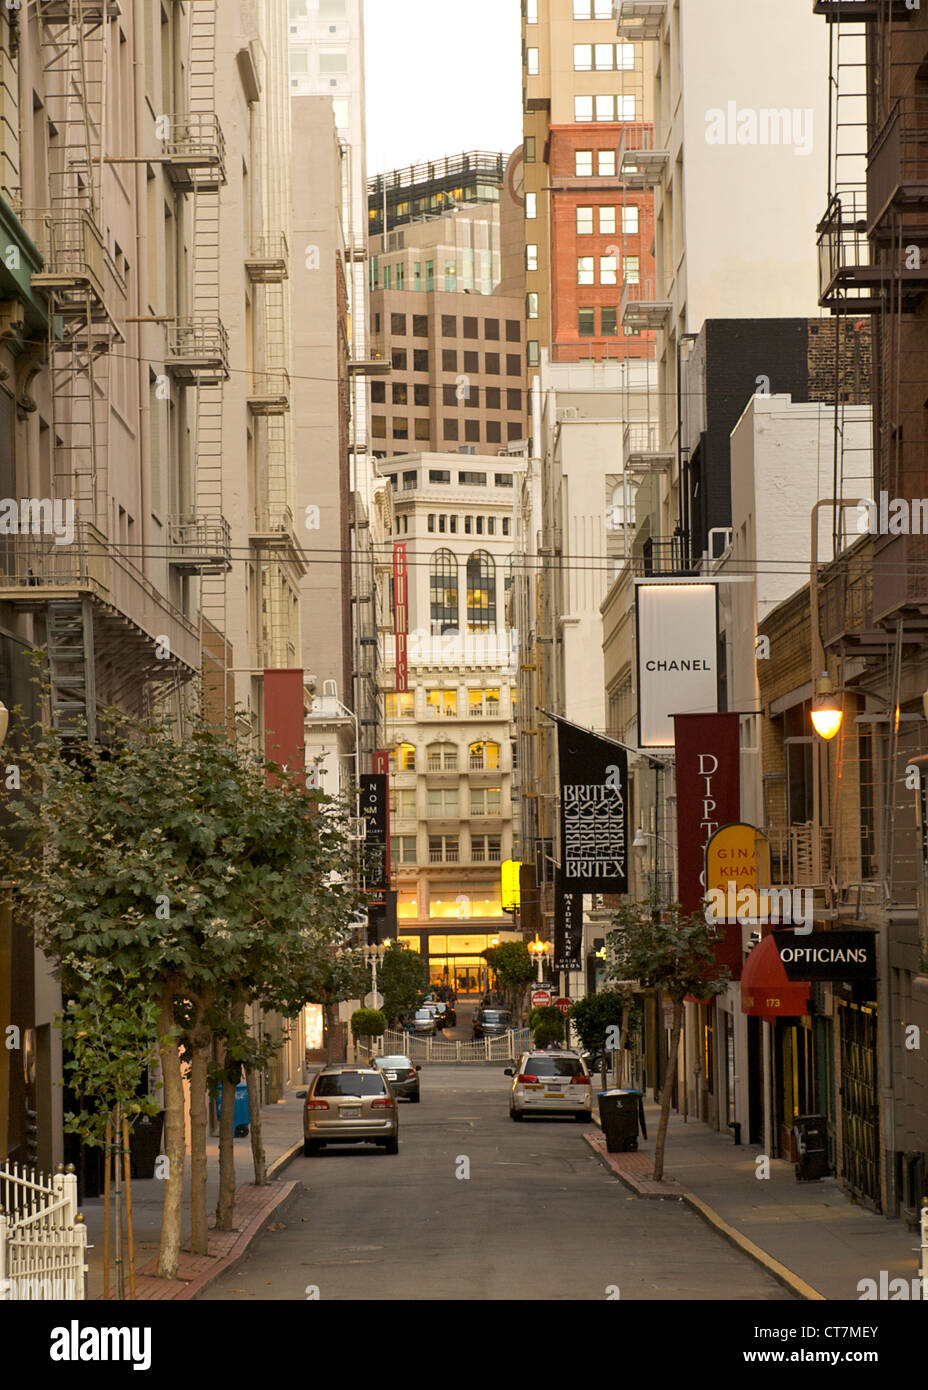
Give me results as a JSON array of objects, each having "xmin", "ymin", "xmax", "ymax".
[
  {"xmin": 554, "ymin": 871, "xmax": 583, "ymax": 970},
  {"xmin": 556, "ymin": 716, "xmax": 629, "ymax": 894},
  {"xmin": 773, "ymin": 931, "xmax": 878, "ymax": 981},
  {"xmin": 367, "ymin": 890, "xmax": 397, "ymax": 946},
  {"xmin": 360, "ymin": 773, "xmax": 388, "ymax": 899}
]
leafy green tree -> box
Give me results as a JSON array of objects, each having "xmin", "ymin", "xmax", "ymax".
[
  {"xmin": 10, "ymin": 706, "xmax": 361, "ymax": 1278},
  {"xmin": 484, "ymin": 940, "xmax": 534, "ymax": 1020},
  {"xmin": 607, "ymin": 898, "xmax": 728, "ymax": 1182},
  {"xmin": 379, "ymin": 941, "xmax": 428, "ymax": 1026},
  {"xmin": 351, "ymin": 1008, "xmax": 385, "ymax": 1058},
  {"xmin": 529, "ymin": 1004, "xmax": 565, "ymax": 1048},
  {"xmin": 568, "ymin": 989, "xmax": 634, "ymax": 1088}
]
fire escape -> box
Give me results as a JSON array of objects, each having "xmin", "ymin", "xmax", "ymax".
[
  {"xmin": 0, "ymin": 0, "xmax": 199, "ymax": 737},
  {"xmin": 162, "ymin": 1, "xmax": 233, "ymax": 720}
]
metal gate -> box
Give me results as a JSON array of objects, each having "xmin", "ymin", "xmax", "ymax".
[
  {"xmin": 0, "ymin": 1162, "xmax": 87, "ymax": 1300},
  {"xmin": 838, "ymin": 1002, "xmax": 881, "ymax": 1209}
]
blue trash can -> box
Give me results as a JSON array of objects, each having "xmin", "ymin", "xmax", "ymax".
[{"xmin": 218, "ymin": 1081, "xmax": 250, "ymax": 1137}]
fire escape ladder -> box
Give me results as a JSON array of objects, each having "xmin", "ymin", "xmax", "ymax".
[{"xmin": 46, "ymin": 598, "xmax": 97, "ymax": 741}]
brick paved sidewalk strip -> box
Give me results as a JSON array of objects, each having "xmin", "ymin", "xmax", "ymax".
[
  {"xmin": 98, "ymin": 1180, "xmax": 299, "ymax": 1302},
  {"xmin": 583, "ymin": 1130, "xmax": 824, "ymax": 1301}
]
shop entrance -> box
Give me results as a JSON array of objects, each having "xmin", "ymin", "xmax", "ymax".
[
  {"xmin": 838, "ymin": 1001, "xmax": 880, "ymax": 1209},
  {"xmin": 428, "ymin": 957, "xmax": 489, "ymax": 996}
]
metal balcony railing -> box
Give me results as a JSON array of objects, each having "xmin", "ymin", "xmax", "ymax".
[
  {"xmin": 819, "ymin": 535, "xmax": 873, "ymax": 646},
  {"xmin": 168, "ymin": 515, "xmax": 232, "ymax": 574},
  {"xmin": 868, "ymin": 96, "xmax": 928, "ymax": 235},
  {"xmin": 618, "ymin": 124, "xmax": 669, "ymax": 185},
  {"xmin": 247, "ymin": 368, "xmax": 291, "ymax": 413},
  {"xmin": 166, "ymin": 316, "xmax": 230, "ymax": 384},
  {"xmin": 623, "ymin": 422, "xmax": 674, "ymax": 473},
  {"xmin": 245, "ymin": 232, "xmax": 289, "ymax": 282},
  {"xmin": 30, "ymin": 210, "xmax": 106, "ymax": 301},
  {"xmin": 642, "ymin": 535, "xmax": 688, "ymax": 577},
  {"xmin": 162, "ymin": 113, "xmax": 227, "ymax": 192},
  {"xmin": 615, "ymin": 0, "xmax": 666, "ymax": 40},
  {"xmin": 621, "ymin": 278, "xmax": 671, "ymax": 330},
  {"xmin": 251, "ymin": 504, "xmax": 296, "ymax": 541},
  {"xmin": 813, "ymin": 1, "xmax": 914, "ymax": 20}
]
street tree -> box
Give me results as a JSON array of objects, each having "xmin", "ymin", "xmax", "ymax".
[
  {"xmin": 10, "ymin": 706, "xmax": 361, "ymax": 1279},
  {"xmin": 483, "ymin": 940, "xmax": 533, "ymax": 1019},
  {"xmin": 379, "ymin": 941, "xmax": 428, "ymax": 1027},
  {"xmin": 607, "ymin": 898, "xmax": 728, "ymax": 1181},
  {"xmin": 568, "ymin": 990, "xmax": 632, "ymax": 1089}
]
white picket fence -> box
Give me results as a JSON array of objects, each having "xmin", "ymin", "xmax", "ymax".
[
  {"xmin": 357, "ymin": 1027, "xmax": 533, "ymax": 1064},
  {"xmin": 0, "ymin": 1162, "xmax": 87, "ymax": 1301}
]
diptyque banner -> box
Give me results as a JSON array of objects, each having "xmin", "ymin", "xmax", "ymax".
[
  {"xmin": 556, "ymin": 716, "xmax": 629, "ymax": 894},
  {"xmin": 674, "ymin": 712, "xmax": 741, "ymax": 919}
]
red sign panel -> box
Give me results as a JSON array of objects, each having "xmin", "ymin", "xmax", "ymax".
[
  {"xmin": 674, "ymin": 712, "xmax": 741, "ymax": 976},
  {"xmin": 554, "ymin": 997, "xmax": 571, "ymax": 1015},
  {"xmin": 264, "ymin": 669, "xmax": 306, "ymax": 788},
  {"xmin": 393, "ymin": 543, "xmax": 408, "ymax": 693},
  {"xmin": 531, "ymin": 988, "xmax": 552, "ymax": 1008}
]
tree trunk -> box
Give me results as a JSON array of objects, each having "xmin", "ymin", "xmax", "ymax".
[
  {"xmin": 188, "ymin": 1033, "xmax": 210, "ymax": 1255},
  {"xmin": 652, "ymin": 995, "xmax": 684, "ymax": 1183},
  {"xmin": 215, "ymin": 1056, "xmax": 237, "ymax": 1232},
  {"xmin": 616, "ymin": 998, "xmax": 631, "ymax": 1088},
  {"xmin": 246, "ymin": 1065, "xmax": 267, "ymax": 1185},
  {"xmin": 156, "ymin": 1004, "xmax": 185, "ymax": 1281}
]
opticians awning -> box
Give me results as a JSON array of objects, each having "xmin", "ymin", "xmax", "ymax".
[{"xmin": 740, "ymin": 933, "xmax": 810, "ymax": 1019}]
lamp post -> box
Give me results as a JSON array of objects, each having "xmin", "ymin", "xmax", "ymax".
[
  {"xmin": 527, "ymin": 934, "xmax": 550, "ymax": 984},
  {"xmin": 362, "ymin": 941, "xmax": 388, "ymax": 1003},
  {"xmin": 632, "ymin": 827, "xmax": 674, "ymax": 901}
]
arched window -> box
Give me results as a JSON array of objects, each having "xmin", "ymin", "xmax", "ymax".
[
  {"xmin": 609, "ymin": 479, "xmax": 636, "ymax": 531},
  {"xmin": 390, "ymin": 741, "xmax": 416, "ymax": 773},
  {"xmin": 430, "ymin": 548, "xmax": 458, "ymax": 635},
  {"xmin": 427, "ymin": 742, "xmax": 458, "ymax": 771},
  {"xmin": 468, "ymin": 740, "xmax": 500, "ymax": 771},
  {"xmin": 466, "ymin": 550, "xmax": 496, "ymax": 632}
]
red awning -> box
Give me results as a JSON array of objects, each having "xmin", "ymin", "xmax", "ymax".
[{"xmin": 740, "ymin": 933, "xmax": 810, "ymax": 1019}]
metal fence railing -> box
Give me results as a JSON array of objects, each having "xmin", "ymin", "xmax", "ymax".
[
  {"xmin": 357, "ymin": 1027, "xmax": 533, "ymax": 1065},
  {"xmin": 0, "ymin": 1162, "xmax": 87, "ymax": 1301}
]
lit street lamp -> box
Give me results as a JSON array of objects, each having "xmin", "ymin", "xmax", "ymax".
[{"xmin": 527, "ymin": 934, "xmax": 551, "ymax": 983}]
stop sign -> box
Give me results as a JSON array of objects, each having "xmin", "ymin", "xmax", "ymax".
[
  {"xmin": 531, "ymin": 988, "xmax": 552, "ymax": 1008},
  {"xmin": 554, "ymin": 997, "xmax": 571, "ymax": 1015}
]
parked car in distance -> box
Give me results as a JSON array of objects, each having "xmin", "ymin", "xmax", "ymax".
[
  {"xmin": 301, "ymin": 1065, "xmax": 399, "ymax": 1154},
  {"xmin": 372, "ymin": 1055, "xmax": 420, "ymax": 1102},
  {"xmin": 473, "ymin": 1007, "xmax": 512, "ymax": 1040},
  {"xmin": 411, "ymin": 1008, "xmax": 437, "ymax": 1036},
  {"xmin": 442, "ymin": 999, "xmax": 456, "ymax": 1027},
  {"xmin": 504, "ymin": 1050, "xmax": 592, "ymax": 1121}
]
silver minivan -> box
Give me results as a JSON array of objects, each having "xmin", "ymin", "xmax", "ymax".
[{"xmin": 302, "ymin": 1065, "xmax": 399, "ymax": 1154}]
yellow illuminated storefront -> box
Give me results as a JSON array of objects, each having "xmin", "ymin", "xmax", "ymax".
[{"xmin": 396, "ymin": 929, "xmax": 522, "ymax": 994}]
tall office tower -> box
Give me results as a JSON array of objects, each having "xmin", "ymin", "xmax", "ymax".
[
  {"xmin": 368, "ymin": 152, "xmax": 529, "ymax": 460},
  {"xmin": 521, "ymin": 0, "xmax": 656, "ymax": 366}
]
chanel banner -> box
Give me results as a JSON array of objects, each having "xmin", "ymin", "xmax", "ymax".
[{"xmin": 555, "ymin": 715, "xmax": 629, "ymax": 894}]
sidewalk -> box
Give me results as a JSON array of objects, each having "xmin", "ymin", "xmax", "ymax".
[
  {"xmin": 83, "ymin": 1083, "xmax": 308, "ymax": 1301},
  {"xmin": 588, "ymin": 1095, "xmax": 920, "ymax": 1301}
]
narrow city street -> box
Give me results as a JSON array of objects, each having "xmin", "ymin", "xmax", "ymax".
[{"xmin": 200, "ymin": 1066, "xmax": 794, "ymax": 1302}]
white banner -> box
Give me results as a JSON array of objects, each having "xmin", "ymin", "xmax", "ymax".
[{"xmin": 636, "ymin": 583, "xmax": 719, "ymax": 747}]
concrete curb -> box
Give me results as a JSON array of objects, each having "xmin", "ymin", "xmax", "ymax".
[
  {"xmin": 267, "ymin": 1140, "xmax": 303, "ymax": 1179},
  {"xmin": 587, "ymin": 1111, "xmax": 826, "ymax": 1302}
]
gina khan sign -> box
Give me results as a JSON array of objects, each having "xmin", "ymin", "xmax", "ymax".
[
  {"xmin": 636, "ymin": 583, "xmax": 719, "ymax": 747},
  {"xmin": 772, "ymin": 931, "xmax": 877, "ymax": 982}
]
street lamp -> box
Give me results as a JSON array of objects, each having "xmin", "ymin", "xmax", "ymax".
[
  {"xmin": 810, "ymin": 673, "xmax": 843, "ymax": 741},
  {"xmin": 362, "ymin": 942, "xmax": 388, "ymax": 1003},
  {"xmin": 527, "ymin": 934, "xmax": 551, "ymax": 983}
]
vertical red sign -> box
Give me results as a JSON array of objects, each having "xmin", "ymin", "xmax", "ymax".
[
  {"xmin": 264, "ymin": 669, "xmax": 306, "ymax": 788},
  {"xmin": 373, "ymin": 749, "xmax": 391, "ymax": 881},
  {"xmin": 393, "ymin": 542, "xmax": 408, "ymax": 693},
  {"xmin": 673, "ymin": 713, "xmax": 741, "ymax": 916}
]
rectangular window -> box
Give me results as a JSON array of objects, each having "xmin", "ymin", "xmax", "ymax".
[
  {"xmin": 601, "ymin": 306, "xmax": 618, "ymax": 336},
  {"xmin": 506, "ymin": 320, "xmax": 521, "ymax": 341},
  {"xmin": 573, "ymin": 44, "xmax": 592, "ymax": 71},
  {"xmin": 427, "ymin": 513, "xmax": 435, "ymax": 533},
  {"xmin": 415, "ymin": 418, "xmax": 430, "ymax": 440},
  {"xmin": 574, "ymin": 96, "xmax": 593, "ymax": 123},
  {"xmin": 525, "ymin": 135, "xmax": 536, "ymax": 162},
  {"xmin": 402, "ymin": 471, "xmax": 416, "ymax": 489},
  {"xmin": 475, "ymin": 516, "xmax": 484, "ymax": 535},
  {"xmin": 463, "ymin": 317, "xmax": 479, "ymax": 339},
  {"xmin": 427, "ymin": 689, "xmax": 457, "ymax": 719},
  {"xmin": 444, "ymin": 262, "xmax": 457, "ymax": 292},
  {"xmin": 414, "ymin": 383, "xmax": 429, "ymax": 406},
  {"xmin": 429, "ymin": 469, "xmax": 451, "ymax": 483},
  {"xmin": 526, "ymin": 244, "xmax": 538, "ymax": 271},
  {"xmin": 576, "ymin": 206, "xmax": 594, "ymax": 235},
  {"xmin": 598, "ymin": 150, "xmax": 617, "ymax": 176},
  {"xmin": 371, "ymin": 381, "xmax": 386, "ymax": 403},
  {"xmin": 486, "ymin": 420, "xmax": 501, "ymax": 443},
  {"xmin": 382, "ymin": 264, "xmax": 392, "ymax": 289},
  {"xmin": 525, "ymin": 191, "xmax": 537, "ymax": 219},
  {"xmin": 372, "ymin": 416, "xmax": 386, "ymax": 438},
  {"xmin": 413, "ymin": 262, "xmax": 421, "ymax": 287},
  {"xmin": 443, "ymin": 384, "xmax": 458, "ymax": 407},
  {"xmin": 485, "ymin": 318, "xmax": 500, "ymax": 340},
  {"xmin": 459, "ymin": 471, "xmax": 487, "ymax": 486},
  {"xmin": 464, "ymin": 515, "xmax": 472, "ymax": 534},
  {"xmin": 463, "ymin": 350, "xmax": 479, "ymax": 374},
  {"xmin": 595, "ymin": 95, "xmax": 614, "ymax": 122},
  {"xmin": 465, "ymin": 419, "xmax": 480, "ymax": 442},
  {"xmin": 442, "ymin": 348, "xmax": 457, "ymax": 372},
  {"xmin": 486, "ymin": 386, "xmax": 501, "ymax": 410},
  {"xmin": 449, "ymin": 516, "xmax": 457, "ymax": 533},
  {"xmin": 495, "ymin": 473, "xmax": 514, "ymax": 487},
  {"xmin": 442, "ymin": 314, "xmax": 456, "ymax": 337},
  {"xmin": 391, "ymin": 312, "xmax": 406, "ymax": 335},
  {"xmin": 623, "ymin": 254, "xmax": 640, "ymax": 284},
  {"xmin": 391, "ymin": 349, "xmax": 407, "ymax": 370},
  {"xmin": 622, "ymin": 205, "xmax": 640, "ymax": 234},
  {"xmin": 575, "ymin": 150, "xmax": 593, "ymax": 177},
  {"xmin": 385, "ymin": 692, "xmax": 414, "ymax": 719},
  {"xmin": 393, "ymin": 382, "xmax": 408, "ymax": 405},
  {"xmin": 426, "ymin": 260, "xmax": 434, "ymax": 290},
  {"xmin": 412, "ymin": 314, "xmax": 428, "ymax": 337},
  {"xmin": 526, "ymin": 0, "xmax": 538, "ymax": 21},
  {"xmin": 507, "ymin": 421, "xmax": 522, "ymax": 440},
  {"xmin": 526, "ymin": 47, "xmax": 539, "ymax": 76},
  {"xmin": 507, "ymin": 389, "xmax": 521, "ymax": 412},
  {"xmin": 578, "ymin": 308, "xmax": 595, "ymax": 337},
  {"xmin": 428, "ymin": 787, "xmax": 459, "ymax": 816},
  {"xmin": 577, "ymin": 256, "xmax": 594, "ymax": 286},
  {"xmin": 594, "ymin": 43, "xmax": 614, "ymax": 70},
  {"xmin": 600, "ymin": 255, "xmax": 618, "ymax": 285},
  {"xmin": 443, "ymin": 419, "xmax": 459, "ymax": 441},
  {"xmin": 526, "ymin": 293, "xmax": 539, "ymax": 319},
  {"xmin": 503, "ymin": 517, "xmax": 511, "ymax": 536},
  {"xmin": 619, "ymin": 94, "xmax": 636, "ymax": 120},
  {"xmin": 486, "ymin": 353, "xmax": 500, "ymax": 374},
  {"xmin": 506, "ymin": 354, "xmax": 521, "ymax": 377},
  {"xmin": 599, "ymin": 206, "xmax": 616, "ymax": 234},
  {"xmin": 527, "ymin": 341, "xmax": 539, "ymax": 367},
  {"xmin": 319, "ymin": 50, "xmax": 348, "ymax": 74},
  {"xmin": 487, "ymin": 517, "xmax": 495, "ymax": 536},
  {"xmin": 618, "ymin": 43, "xmax": 635, "ymax": 70},
  {"xmin": 413, "ymin": 349, "xmax": 429, "ymax": 372},
  {"xmin": 395, "ymin": 263, "xmax": 405, "ymax": 289}
]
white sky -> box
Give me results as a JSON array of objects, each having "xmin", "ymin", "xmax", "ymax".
[{"xmin": 363, "ymin": 0, "xmax": 523, "ymax": 176}]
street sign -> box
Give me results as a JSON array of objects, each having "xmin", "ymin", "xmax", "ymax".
[
  {"xmin": 364, "ymin": 991, "xmax": 384, "ymax": 1010},
  {"xmin": 531, "ymin": 988, "xmax": 552, "ymax": 1008},
  {"xmin": 554, "ymin": 997, "xmax": 571, "ymax": 1015}
]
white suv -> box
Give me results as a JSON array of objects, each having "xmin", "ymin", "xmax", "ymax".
[{"xmin": 505, "ymin": 1050, "xmax": 593, "ymax": 1121}]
